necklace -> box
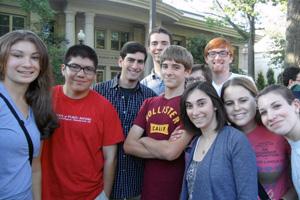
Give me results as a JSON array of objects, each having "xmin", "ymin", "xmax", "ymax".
[
  {"xmin": 194, "ymin": 132, "xmax": 218, "ymax": 161},
  {"xmin": 199, "ymin": 133, "xmax": 217, "ymax": 155}
]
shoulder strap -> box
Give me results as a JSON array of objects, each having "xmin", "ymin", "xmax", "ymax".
[
  {"xmin": 0, "ymin": 93, "xmax": 33, "ymax": 165},
  {"xmin": 258, "ymin": 179, "xmax": 271, "ymax": 200}
]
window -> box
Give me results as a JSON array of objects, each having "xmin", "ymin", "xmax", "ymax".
[
  {"xmin": 95, "ymin": 30, "xmax": 105, "ymax": 49},
  {"xmin": 173, "ymin": 40, "xmax": 182, "ymax": 46},
  {"xmin": 110, "ymin": 66, "xmax": 121, "ymax": 79},
  {"xmin": 172, "ymin": 35, "xmax": 186, "ymax": 47},
  {"xmin": 111, "ymin": 31, "xmax": 129, "ymax": 50},
  {"xmin": 96, "ymin": 66, "xmax": 106, "ymax": 82},
  {"xmin": 0, "ymin": 13, "xmax": 25, "ymax": 37},
  {"xmin": 232, "ymin": 46, "xmax": 239, "ymax": 66}
]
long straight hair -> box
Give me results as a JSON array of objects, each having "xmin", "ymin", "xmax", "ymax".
[{"xmin": 0, "ymin": 30, "xmax": 58, "ymax": 138}]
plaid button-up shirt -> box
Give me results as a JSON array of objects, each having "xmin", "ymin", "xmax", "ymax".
[{"xmin": 93, "ymin": 75, "xmax": 156, "ymax": 199}]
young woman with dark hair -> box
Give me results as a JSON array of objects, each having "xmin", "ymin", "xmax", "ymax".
[{"xmin": 180, "ymin": 81, "xmax": 257, "ymax": 199}]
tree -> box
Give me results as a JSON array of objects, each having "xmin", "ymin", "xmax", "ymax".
[
  {"xmin": 284, "ymin": 0, "xmax": 300, "ymax": 68},
  {"xmin": 277, "ymin": 72, "xmax": 283, "ymax": 84},
  {"xmin": 207, "ymin": 0, "xmax": 257, "ymax": 78},
  {"xmin": 266, "ymin": 68, "xmax": 276, "ymax": 85},
  {"xmin": 268, "ymin": 36, "xmax": 286, "ymax": 68},
  {"xmin": 256, "ymin": 71, "xmax": 266, "ymax": 90}
]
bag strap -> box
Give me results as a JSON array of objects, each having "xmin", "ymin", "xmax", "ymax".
[
  {"xmin": 0, "ymin": 93, "xmax": 33, "ymax": 165},
  {"xmin": 258, "ymin": 179, "xmax": 271, "ymax": 200}
]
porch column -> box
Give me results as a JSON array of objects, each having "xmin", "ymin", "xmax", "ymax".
[
  {"xmin": 84, "ymin": 12, "xmax": 95, "ymax": 48},
  {"xmin": 65, "ymin": 10, "xmax": 76, "ymax": 47}
]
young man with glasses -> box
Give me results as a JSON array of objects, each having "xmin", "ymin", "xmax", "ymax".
[
  {"xmin": 185, "ymin": 64, "xmax": 212, "ymax": 87},
  {"xmin": 41, "ymin": 44, "xmax": 124, "ymax": 200},
  {"xmin": 204, "ymin": 37, "xmax": 254, "ymax": 96}
]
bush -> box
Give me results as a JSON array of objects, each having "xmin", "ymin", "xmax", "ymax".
[
  {"xmin": 266, "ymin": 68, "xmax": 276, "ymax": 85},
  {"xmin": 256, "ymin": 71, "xmax": 266, "ymax": 91}
]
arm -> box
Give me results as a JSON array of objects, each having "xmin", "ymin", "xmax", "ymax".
[
  {"xmin": 123, "ymin": 125, "xmax": 155, "ymax": 158},
  {"xmin": 139, "ymin": 128, "xmax": 193, "ymax": 161},
  {"xmin": 32, "ymin": 141, "xmax": 42, "ymax": 200},
  {"xmin": 102, "ymin": 145, "xmax": 117, "ymax": 197},
  {"xmin": 169, "ymin": 126, "xmax": 185, "ymax": 141}
]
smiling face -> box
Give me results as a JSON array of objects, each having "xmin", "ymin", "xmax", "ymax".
[
  {"xmin": 185, "ymin": 89, "xmax": 217, "ymax": 132},
  {"xmin": 149, "ymin": 33, "xmax": 171, "ymax": 64},
  {"xmin": 161, "ymin": 59, "xmax": 189, "ymax": 90},
  {"xmin": 223, "ymin": 85, "xmax": 257, "ymax": 132},
  {"xmin": 205, "ymin": 48, "xmax": 233, "ymax": 75},
  {"xmin": 119, "ymin": 52, "xmax": 145, "ymax": 83},
  {"xmin": 4, "ymin": 40, "xmax": 40, "ymax": 88},
  {"xmin": 62, "ymin": 56, "xmax": 96, "ymax": 99},
  {"xmin": 257, "ymin": 92, "xmax": 300, "ymax": 137}
]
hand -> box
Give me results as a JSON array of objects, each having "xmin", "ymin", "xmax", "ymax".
[{"xmin": 169, "ymin": 126, "xmax": 185, "ymax": 141}]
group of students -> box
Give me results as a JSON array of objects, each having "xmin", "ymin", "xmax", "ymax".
[{"xmin": 0, "ymin": 27, "xmax": 299, "ymax": 200}]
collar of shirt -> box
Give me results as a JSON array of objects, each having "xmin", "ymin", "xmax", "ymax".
[
  {"xmin": 151, "ymin": 69, "xmax": 161, "ymax": 80},
  {"xmin": 110, "ymin": 73, "xmax": 142, "ymax": 92}
]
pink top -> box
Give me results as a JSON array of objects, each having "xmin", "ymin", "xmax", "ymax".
[{"xmin": 247, "ymin": 125, "xmax": 292, "ymax": 200}]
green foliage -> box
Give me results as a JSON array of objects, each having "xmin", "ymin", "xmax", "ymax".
[
  {"xmin": 186, "ymin": 34, "xmax": 217, "ymax": 64},
  {"xmin": 222, "ymin": 0, "xmax": 257, "ymax": 17},
  {"xmin": 256, "ymin": 71, "xmax": 266, "ymax": 90},
  {"xmin": 266, "ymin": 68, "xmax": 276, "ymax": 84},
  {"xmin": 41, "ymin": 34, "xmax": 67, "ymax": 85},
  {"xmin": 268, "ymin": 36, "xmax": 285, "ymax": 68},
  {"xmin": 16, "ymin": 0, "xmax": 54, "ymax": 21}
]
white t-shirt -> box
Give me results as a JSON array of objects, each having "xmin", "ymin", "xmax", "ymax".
[
  {"xmin": 212, "ymin": 73, "xmax": 255, "ymax": 96},
  {"xmin": 288, "ymin": 139, "xmax": 300, "ymax": 196}
]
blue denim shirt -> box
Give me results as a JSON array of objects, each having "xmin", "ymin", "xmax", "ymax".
[{"xmin": 141, "ymin": 70, "xmax": 165, "ymax": 95}]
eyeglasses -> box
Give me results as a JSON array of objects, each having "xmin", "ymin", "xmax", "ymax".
[
  {"xmin": 65, "ymin": 63, "xmax": 96, "ymax": 75},
  {"xmin": 207, "ymin": 50, "xmax": 229, "ymax": 58},
  {"xmin": 186, "ymin": 77, "xmax": 205, "ymax": 83}
]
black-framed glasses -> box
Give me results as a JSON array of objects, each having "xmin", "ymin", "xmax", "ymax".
[
  {"xmin": 186, "ymin": 77, "xmax": 206, "ymax": 83},
  {"xmin": 207, "ymin": 50, "xmax": 229, "ymax": 58},
  {"xmin": 65, "ymin": 63, "xmax": 96, "ymax": 75}
]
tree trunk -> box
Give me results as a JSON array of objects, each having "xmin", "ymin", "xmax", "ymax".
[
  {"xmin": 285, "ymin": 0, "xmax": 300, "ymax": 68},
  {"xmin": 248, "ymin": 14, "xmax": 255, "ymax": 78}
]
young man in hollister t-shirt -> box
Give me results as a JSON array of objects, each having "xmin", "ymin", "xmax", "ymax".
[{"xmin": 124, "ymin": 45, "xmax": 194, "ymax": 200}]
